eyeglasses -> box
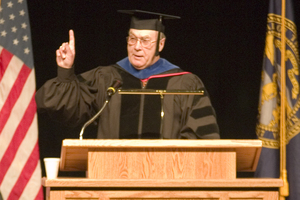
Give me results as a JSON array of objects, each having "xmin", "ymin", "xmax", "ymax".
[{"xmin": 126, "ymin": 36, "xmax": 156, "ymax": 48}]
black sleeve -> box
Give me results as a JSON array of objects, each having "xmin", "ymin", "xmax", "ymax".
[
  {"xmin": 178, "ymin": 75, "xmax": 220, "ymax": 139},
  {"xmin": 35, "ymin": 66, "xmax": 119, "ymax": 126}
]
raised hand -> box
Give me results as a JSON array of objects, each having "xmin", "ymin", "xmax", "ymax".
[{"xmin": 56, "ymin": 30, "xmax": 76, "ymax": 69}]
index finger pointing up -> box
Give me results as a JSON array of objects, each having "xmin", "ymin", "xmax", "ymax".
[{"xmin": 69, "ymin": 29, "xmax": 75, "ymax": 52}]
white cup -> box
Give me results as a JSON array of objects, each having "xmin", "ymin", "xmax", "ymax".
[{"xmin": 44, "ymin": 158, "xmax": 60, "ymax": 179}]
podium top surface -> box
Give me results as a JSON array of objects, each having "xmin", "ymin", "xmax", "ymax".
[
  {"xmin": 61, "ymin": 139, "xmax": 262, "ymax": 148},
  {"xmin": 60, "ymin": 139, "xmax": 262, "ymax": 172}
]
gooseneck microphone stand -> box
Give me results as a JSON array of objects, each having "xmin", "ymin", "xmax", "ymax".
[{"xmin": 79, "ymin": 80, "xmax": 122, "ymax": 140}]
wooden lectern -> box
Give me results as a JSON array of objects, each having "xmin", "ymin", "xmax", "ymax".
[{"xmin": 43, "ymin": 139, "xmax": 283, "ymax": 200}]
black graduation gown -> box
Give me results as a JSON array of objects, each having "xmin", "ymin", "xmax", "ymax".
[{"xmin": 35, "ymin": 64, "xmax": 220, "ymax": 139}]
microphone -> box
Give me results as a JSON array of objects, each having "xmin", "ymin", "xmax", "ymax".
[
  {"xmin": 106, "ymin": 80, "xmax": 122, "ymax": 98},
  {"xmin": 79, "ymin": 80, "xmax": 122, "ymax": 140}
]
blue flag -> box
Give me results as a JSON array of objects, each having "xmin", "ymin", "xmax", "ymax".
[{"xmin": 256, "ymin": 0, "xmax": 300, "ymax": 199}]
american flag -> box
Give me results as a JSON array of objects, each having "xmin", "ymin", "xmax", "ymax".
[{"xmin": 0, "ymin": 0, "xmax": 43, "ymax": 199}]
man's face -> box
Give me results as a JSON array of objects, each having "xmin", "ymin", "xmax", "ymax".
[{"xmin": 127, "ymin": 29, "xmax": 160, "ymax": 70}]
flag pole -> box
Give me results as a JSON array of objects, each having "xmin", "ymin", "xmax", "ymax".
[{"xmin": 279, "ymin": 0, "xmax": 289, "ymax": 199}]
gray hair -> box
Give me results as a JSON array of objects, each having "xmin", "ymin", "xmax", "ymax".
[{"xmin": 159, "ymin": 32, "xmax": 166, "ymax": 40}]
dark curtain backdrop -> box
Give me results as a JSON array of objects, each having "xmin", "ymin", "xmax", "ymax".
[{"xmin": 27, "ymin": 0, "xmax": 300, "ymax": 177}]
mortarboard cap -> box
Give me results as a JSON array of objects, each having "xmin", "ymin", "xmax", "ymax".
[{"xmin": 118, "ymin": 10, "xmax": 180, "ymax": 34}]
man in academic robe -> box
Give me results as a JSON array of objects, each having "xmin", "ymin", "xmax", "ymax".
[{"xmin": 35, "ymin": 10, "xmax": 220, "ymax": 139}]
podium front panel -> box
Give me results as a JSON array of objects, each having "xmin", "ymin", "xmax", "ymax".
[{"xmin": 87, "ymin": 147, "xmax": 236, "ymax": 179}]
